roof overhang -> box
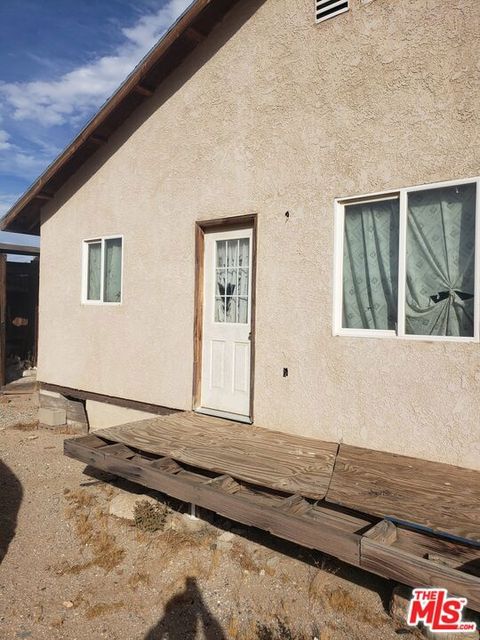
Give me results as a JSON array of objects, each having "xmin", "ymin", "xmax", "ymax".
[
  {"xmin": 1, "ymin": 0, "xmax": 242, "ymax": 235},
  {"xmin": 0, "ymin": 242, "xmax": 40, "ymax": 256}
]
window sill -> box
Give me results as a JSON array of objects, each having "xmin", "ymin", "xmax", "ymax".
[
  {"xmin": 334, "ymin": 329, "xmax": 478, "ymax": 343},
  {"xmin": 81, "ymin": 301, "xmax": 123, "ymax": 306}
]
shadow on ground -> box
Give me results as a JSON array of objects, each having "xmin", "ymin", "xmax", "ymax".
[
  {"xmin": 0, "ymin": 459, "xmax": 23, "ymax": 564},
  {"xmin": 144, "ymin": 577, "xmax": 226, "ymax": 640}
]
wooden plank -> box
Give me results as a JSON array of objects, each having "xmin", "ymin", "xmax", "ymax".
[
  {"xmin": 0, "ymin": 254, "xmax": 5, "ymax": 387},
  {"xmin": 64, "ymin": 436, "xmax": 363, "ymax": 566},
  {"xmin": 278, "ymin": 494, "xmax": 312, "ymax": 516},
  {"xmin": 326, "ymin": 444, "xmax": 480, "ymax": 542},
  {"xmin": 363, "ymin": 519, "xmax": 397, "ymax": 545},
  {"xmin": 361, "ymin": 537, "xmax": 480, "ymax": 612},
  {"xmin": 396, "ymin": 528, "xmax": 480, "ymax": 569},
  {"xmin": 101, "ymin": 443, "xmax": 136, "ymax": 459},
  {"xmin": 39, "ymin": 382, "xmax": 177, "ymax": 416},
  {"xmin": 95, "ymin": 412, "xmax": 338, "ymax": 499},
  {"xmin": 192, "ymin": 223, "xmax": 205, "ymax": 408},
  {"xmin": 150, "ymin": 458, "xmax": 182, "ymax": 474},
  {"xmin": 205, "ymin": 475, "xmax": 241, "ymax": 494}
]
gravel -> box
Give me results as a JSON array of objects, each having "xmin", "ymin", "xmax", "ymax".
[{"xmin": 0, "ymin": 393, "xmax": 38, "ymax": 429}]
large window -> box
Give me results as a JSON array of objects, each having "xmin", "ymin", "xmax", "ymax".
[
  {"xmin": 82, "ymin": 236, "xmax": 123, "ymax": 304},
  {"xmin": 334, "ymin": 178, "xmax": 479, "ymax": 341}
]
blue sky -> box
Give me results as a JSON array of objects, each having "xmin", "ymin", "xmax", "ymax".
[{"xmin": 0, "ymin": 0, "xmax": 191, "ymax": 247}]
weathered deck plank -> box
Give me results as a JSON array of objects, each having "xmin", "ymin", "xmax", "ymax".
[
  {"xmin": 95, "ymin": 412, "xmax": 338, "ymax": 500},
  {"xmin": 326, "ymin": 445, "xmax": 480, "ymax": 543}
]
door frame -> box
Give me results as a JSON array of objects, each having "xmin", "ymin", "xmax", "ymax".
[{"xmin": 193, "ymin": 214, "xmax": 257, "ymax": 422}]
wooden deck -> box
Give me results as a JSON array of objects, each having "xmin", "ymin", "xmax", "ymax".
[
  {"xmin": 95, "ymin": 413, "xmax": 339, "ymax": 500},
  {"xmin": 65, "ymin": 411, "xmax": 480, "ymax": 610},
  {"xmin": 326, "ymin": 445, "xmax": 480, "ymax": 543}
]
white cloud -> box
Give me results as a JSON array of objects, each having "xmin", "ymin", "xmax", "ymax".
[
  {"xmin": 0, "ymin": 0, "xmax": 192, "ymax": 127},
  {"xmin": 0, "ymin": 130, "xmax": 12, "ymax": 150},
  {"xmin": 0, "ymin": 193, "xmax": 20, "ymax": 217}
]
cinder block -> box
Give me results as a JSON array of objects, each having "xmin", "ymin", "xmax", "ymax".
[{"xmin": 39, "ymin": 407, "xmax": 66, "ymax": 427}]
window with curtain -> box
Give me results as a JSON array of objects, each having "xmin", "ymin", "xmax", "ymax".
[
  {"xmin": 343, "ymin": 198, "xmax": 399, "ymax": 330},
  {"xmin": 84, "ymin": 236, "xmax": 123, "ymax": 303},
  {"xmin": 337, "ymin": 179, "xmax": 478, "ymax": 340},
  {"xmin": 406, "ymin": 184, "xmax": 475, "ymax": 337}
]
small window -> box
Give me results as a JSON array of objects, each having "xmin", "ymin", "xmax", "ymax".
[
  {"xmin": 215, "ymin": 238, "xmax": 250, "ymax": 323},
  {"xmin": 316, "ymin": 0, "xmax": 349, "ymax": 24},
  {"xmin": 83, "ymin": 236, "xmax": 123, "ymax": 304},
  {"xmin": 335, "ymin": 179, "xmax": 479, "ymax": 341}
]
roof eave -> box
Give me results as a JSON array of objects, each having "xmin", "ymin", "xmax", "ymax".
[{"xmin": 1, "ymin": 0, "xmax": 237, "ymax": 235}]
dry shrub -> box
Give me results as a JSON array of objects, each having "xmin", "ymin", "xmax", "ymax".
[
  {"xmin": 134, "ymin": 499, "xmax": 168, "ymax": 532},
  {"xmin": 85, "ymin": 601, "xmax": 124, "ymax": 620}
]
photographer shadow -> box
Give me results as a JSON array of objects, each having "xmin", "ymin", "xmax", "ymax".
[{"xmin": 144, "ymin": 577, "xmax": 226, "ymax": 640}]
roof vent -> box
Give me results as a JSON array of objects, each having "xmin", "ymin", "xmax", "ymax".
[{"xmin": 315, "ymin": 0, "xmax": 349, "ymax": 23}]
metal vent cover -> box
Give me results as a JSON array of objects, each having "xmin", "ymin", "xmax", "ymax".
[{"xmin": 315, "ymin": 0, "xmax": 349, "ymax": 23}]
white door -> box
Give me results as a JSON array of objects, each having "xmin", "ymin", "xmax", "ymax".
[{"xmin": 199, "ymin": 227, "xmax": 253, "ymax": 421}]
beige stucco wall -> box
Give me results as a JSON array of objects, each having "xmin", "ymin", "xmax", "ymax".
[
  {"xmin": 86, "ymin": 400, "xmax": 157, "ymax": 431},
  {"xmin": 39, "ymin": 0, "xmax": 480, "ymax": 468}
]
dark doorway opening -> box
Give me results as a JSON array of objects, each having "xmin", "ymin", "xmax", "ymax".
[{"xmin": 0, "ymin": 246, "xmax": 39, "ymax": 387}]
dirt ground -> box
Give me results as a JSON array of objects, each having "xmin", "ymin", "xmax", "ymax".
[{"xmin": 0, "ymin": 392, "xmax": 413, "ymax": 640}]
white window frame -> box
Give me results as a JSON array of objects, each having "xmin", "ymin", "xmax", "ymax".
[
  {"xmin": 333, "ymin": 176, "xmax": 480, "ymax": 343},
  {"xmin": 81, "ymin": 235, "xmax": 124, "ymax": 305}
]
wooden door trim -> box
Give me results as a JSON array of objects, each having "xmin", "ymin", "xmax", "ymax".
[{"xmin": 192, "ymin": 214, "xmax": 257, "ymax": 421}]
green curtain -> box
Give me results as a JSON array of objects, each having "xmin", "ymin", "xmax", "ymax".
[
  {"xmin": 343, "ymin": 199, "xmax": 399, "ymax": 330},
  {"xmin": 104, "ymin": 238, "xmax": 122, "ymax": 303},
  {"xmin": 406, "ymin": 184, "xmax": 476, "ymax": 337},
  {"xmin": 87, "ymin": 242, "xmax": 101, "ymax": 300}
]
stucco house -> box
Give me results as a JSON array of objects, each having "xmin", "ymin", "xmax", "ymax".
[{"xmin": 2, "ymin": 0, "xmax": 479, "ymax": 471}]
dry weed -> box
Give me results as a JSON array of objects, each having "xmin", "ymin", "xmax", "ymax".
[
  {"xmin": 322, "ymin": 586, "xmax": 383, "ymax": 627},
  {"xmin": 255, "ymin": 617, "xmax": 321, "ymax": 640},
  {"xmin": 85, "ymin": 601, "xmax": 124, "ymax": 620},
  {"xmin": 57, "ymin": 489, "xmax": 125, "ymax": 574},
  {"xmin": 127, "ymin": 571, "xmax": 151, "ymax": 590},
  {"xmin": 227, "ymin": 613, "xmax": 241, "ymax": 638},
  {"xmin": 158, "ymin": 528, "xmax": 206, "ymax": 553},
  {"xmin": 12, "ymin": 421, "xmax": 39, "ymax": 431},
  {"xmin": 308, "ymin": 564, "xmax": 335, "ymax": 602},
  {"xmin": 231, "ymin": 542, "xmax": 261, "ymax": 574}
]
